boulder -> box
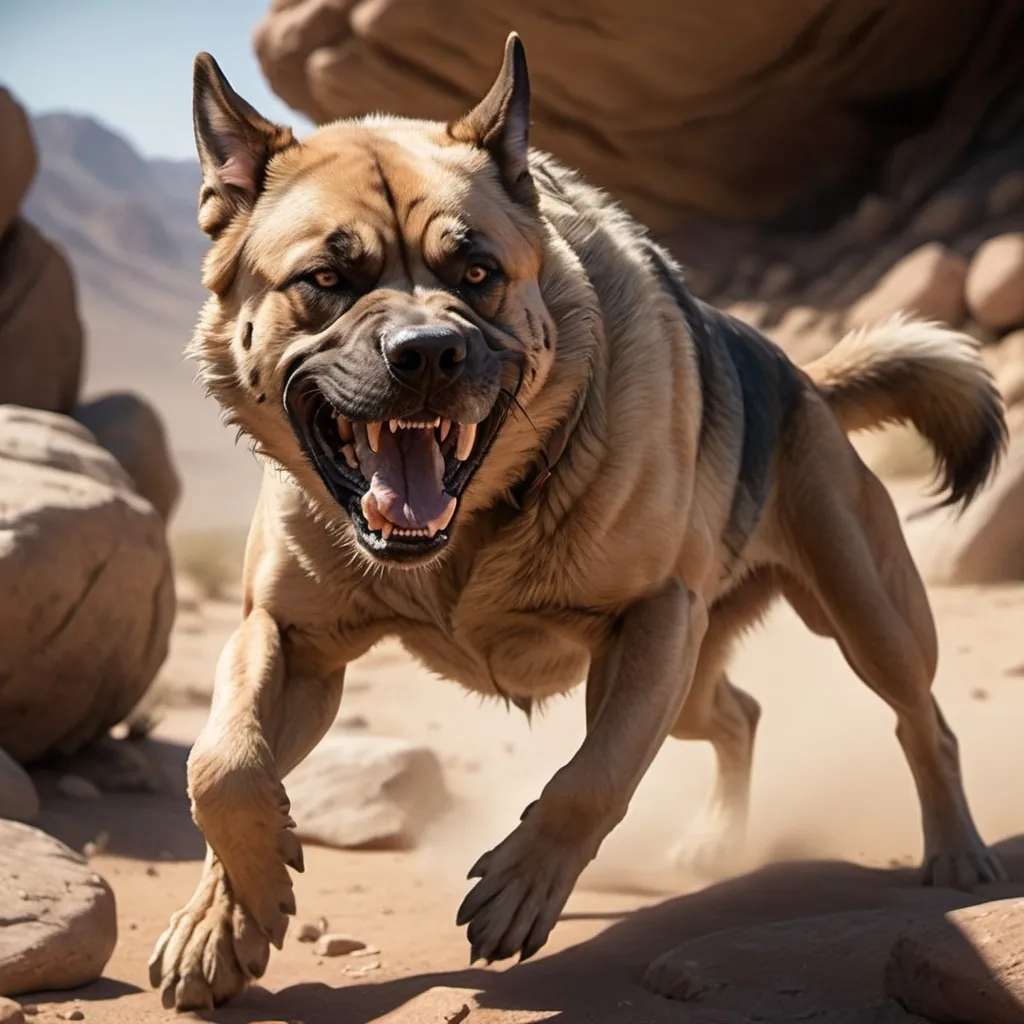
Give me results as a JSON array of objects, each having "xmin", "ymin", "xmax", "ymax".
[
  {"xmin": 253, "ymin": 0, "xmax": 1003, "ymax": 232},
  {"xmin": 74, "ymin": 392, "xmax": 181, "ymax": 522},
  {"xmin": 966, "ymin": 233, "xmax": 1024, "ymax": 331},
  {"xmin": 885, "ymin": 898, "xmax": 1024, "ymax": 1024},
  {"xmin": 0, "ymin": 407, "xmax": 175, "ymax": 763},
  {"xmin": 286, "ymin": 729, "xmax": 448, "ymax": 849},
  {"xmin": 0, "ymin": 822, "xmax": 117, "ymax": 997},
  {"xmin": 643, "ymin": 903, "xmax": 962, "ymax": 1023},
  {"xmin": 0, "ymin": 219, "xmax": 83, "ymax": 413},
  {"xmin": 907, "ymin": 434, "xmax": 1024, "ymax": 585},
  {"xmin": 0, "ymin": 90, "xmax": 37, "ymax": 236},
  {"xmin": 846, "ymin": 243, "xmax": 968, "ymax": 329},
  {"xmin": 0, "ymin": 750, "xmax": 39, "ymax": 823}
]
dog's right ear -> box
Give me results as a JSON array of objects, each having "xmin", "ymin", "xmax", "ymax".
[{"xmin": 192, "ymin": 52, "xmax": 295, "ymax": 237}]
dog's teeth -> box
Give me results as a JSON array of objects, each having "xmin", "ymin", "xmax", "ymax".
[
  {"xmin": 439, "ymin": 418, "xmax": 452, "ymax": 442},
  {"xmin": 390, "ymin": 419, "xmax": 400, "ymax": 433},
  {"xmin": 337, "ymin": 416, "xmax": 354, "ymax": 443},
  {"xmin": 381, "ymin": 522, "xmax": 393, "ymax": 540},
  {"xmin": 427, "ymin": 494, "xmax": 458, "ymax": 536},
  {"xmin": 341, "ymin": 444, "xmax": 358, "ymax": 470},
  {"xmin": 455, "ymin": 422, "xmax": 477, "ymax": 461},
  {"xmin": 366, "ymin": 422, "xmax": 382, "ymax": 453}
]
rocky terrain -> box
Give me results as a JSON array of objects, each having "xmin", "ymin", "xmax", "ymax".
[{"xmin": 3, "ymin": 3, "xmax": 1024, "ymax": 1021}]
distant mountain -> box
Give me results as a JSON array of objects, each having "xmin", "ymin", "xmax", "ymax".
[{"xmin": 23, "ymin": 113, "xmax": 261, "ymax": 530}]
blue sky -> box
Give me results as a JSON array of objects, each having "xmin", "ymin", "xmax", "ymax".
[{"xmin": 1, "ymin": 0, "xmax": 314, "ymax": 160}]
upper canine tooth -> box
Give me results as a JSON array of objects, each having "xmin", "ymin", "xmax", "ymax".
[
  {"xmin": 439, "ymin": 418, "xmax": 452, "ymax": 442},
  {"xmin": 337, "ymin": 416, "xmax": 354, "ymax": 442},
  {"xmin": 455, "ymin": 422, "xmax": 477, "ymax": 461},
  {"xmin": 366, "ymin": 422, "xmax": 382, "ymax": 453}
]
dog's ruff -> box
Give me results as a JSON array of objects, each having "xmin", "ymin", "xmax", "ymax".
[{"xmin": 150, "ymin": 34, "xmax": 1008, "ymax": 1012}]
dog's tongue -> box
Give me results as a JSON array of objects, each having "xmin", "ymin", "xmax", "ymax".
[{"xmin": 363, "ymin": 427, "xmax": 447, "ymax": 529}]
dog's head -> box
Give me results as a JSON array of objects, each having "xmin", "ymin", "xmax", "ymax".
[{"xmin": 190, "ymin": 35, "xmax": 559, "ymax": 568}]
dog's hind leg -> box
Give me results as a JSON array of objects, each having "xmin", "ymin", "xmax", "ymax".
[
  {"xmin": 779, "ymin": 401, "xmax": 1004, "ymax": 887},
  {"xmin": 665, "ymin": 573, "xmax": 776, "ymax": 877},
  {"xmin": 149, "ymin": 607, "xmax": 344, "ymax": 1010}
]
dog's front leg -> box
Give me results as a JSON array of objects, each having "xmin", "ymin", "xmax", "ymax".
[
  {"xmin": 458, "ymin": 577, "xmax": 706, "ymax": 964},
  {"xmin": 149, "ymin": 607, "xmax": 344, "ymax": 1010}
]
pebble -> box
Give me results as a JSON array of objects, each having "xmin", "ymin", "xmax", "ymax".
[
  {"xmin": 296, "ymin": 921, "xmax": 322, "ymax": 943},
  {"xmin": 59, "ymin": 1012, "xmax": 84, "ymax": 1021},
  {"xmin": 56, "ymin": 774, "xmax": 100, "ymax": 801},
  {"xmin": 0, "ymin": 997, "xmax": 24, "ymax": 1024},
  {"xmin": 313, "ymin": 933, "xmax": 366, "ymax": 957}
]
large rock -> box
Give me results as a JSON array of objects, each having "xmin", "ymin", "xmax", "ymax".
[
  {"xmin": 966, "ymin": 233, "xmax": 1024, "ymax": 331},
  {"xmin": 253, "ymin": 0, "xmax": 1008, "ymax": 232},
  {"xmin": 846, "ymin": 243, "xmax": 968, "ymax": 329},
  {"xmin": 907, "ymin": 434, "xmax": 1024, "ymax": 585},
  {"xmin": 286, "ymin": 729, "xmax": 449, "ymax": 849},
  {"xmin": 0, "ymin": 219, "xmax": 83, "ymax": 414},
  {"xmin": 643, "ymin": 902, "xmax": 965, "ymax": 1023},
  {"xmin": 0, "ymin": 90, "xmax": 36, "ymax": 236},
  {"xmin": 0, "ymin": 407, "xmax": 175, "ymax": 763},
  {"xmin": 0, "ymin": 822, "xmax": 117, "ymax": 997},
  {"xmin": 0, "ymin": 750, "xmax": 38, "ymax": 823},
  {"xmin": 74, "ymin": 392, "xmax": 181, "ymax": 522},
  {"xmin": 885, "ymin": 898, "xmax": 1024, "ymax": 1024}
]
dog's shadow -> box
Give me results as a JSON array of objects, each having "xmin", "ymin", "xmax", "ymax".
[{"xmin": 201, "ymin": 837, "xmax": 1024, "ymax": 1024}]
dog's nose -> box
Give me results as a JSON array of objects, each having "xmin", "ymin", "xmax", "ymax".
[{"xmin": 382, "ymin": 325, "xmax": 467, "ymax": 391}]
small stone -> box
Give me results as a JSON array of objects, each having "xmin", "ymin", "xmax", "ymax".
[
  {"xmin": 966, "ymin": 233, "xmax": 1024, "ymax": 329},
  {"xmin": 296, "ymin": 921, "xmax": 322, "ymax": 943},
  {"xmin": 349, "ymin": 945, "xmax": 380, "ymax": 957},
  {"xmin": 82, "ymin": 831, "xmax": 109, "ymax": 859},
  {"xmin": 643, "ymin": 956, "xmax": 706, "ymax": 1001},
  {"xmin": 313, "ymin": 934, "xmax": 366, "ymax": 957},
  {"xmin": 145, "ymin": 865, "xmax": 158, "ymax": 877},
  {"xmin": 0, "ymin": 997, "xmax": 25, "ymax": 1024},
  {"xmin": 970, "ymin": 687, "xmax": 991, "ymax": 701},
  {"xmin": 59, "ymin": 1012, "xmax": 84, "ymax": 1021},
  {"xmin": 56, "ymin": 774, "xmax": 101, "ymax": 801}
]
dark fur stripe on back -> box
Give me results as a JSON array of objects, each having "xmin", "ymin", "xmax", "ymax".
[{"xmin": 643, "ymin": 241, "xmax": 803, "ymax": 560}]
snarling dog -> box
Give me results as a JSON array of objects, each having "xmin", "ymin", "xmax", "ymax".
[{"xmin": 150, "ymin": 33, "xmax": 1008, "ymax": 1010}]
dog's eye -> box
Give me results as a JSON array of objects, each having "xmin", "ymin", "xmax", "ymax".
[
  {"xmin": 310, "ymin": 269, "xmax": 341, "ymax": 289},
  {"xmin": 463, "ymin": 264, "xmax": 491, "ymax": 287}
]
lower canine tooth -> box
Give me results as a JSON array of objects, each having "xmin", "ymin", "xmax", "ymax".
[
  {"xmin": 455, "ymin": 422, "xmax": 477, "ymax": 461},
  {"xmin": 381, "ymin": 522, "xmax": 393, "ymax": 540},
  {"xmin": 366, "ymin": 422, "xmax": 382, "ymax": 453},
  {"xmin": 361, "ymin": 490, "xmax": 384, "ymax": 530},
  {"xmin": 428, "ymin": 494, "xmax": 458, "ymax": 536},
  {"xmin": 341, "ymin": 444, "xmax": 358, "ymax": 470}
]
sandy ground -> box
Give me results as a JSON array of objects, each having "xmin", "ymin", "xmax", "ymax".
[{"xmin": 16, "ymin": 550, "xmax": 1024, "ymax": 1023}]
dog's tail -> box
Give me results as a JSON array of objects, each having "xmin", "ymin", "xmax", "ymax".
[{"xmin": 804, "ymin": 313, "xmax": 1007, "ymax": 512}]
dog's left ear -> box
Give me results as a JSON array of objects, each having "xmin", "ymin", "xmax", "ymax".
[
  {"xmin": 192, "ymin": 52, "xmax": 296, "ymax": 237},
  {"xmin": 449, "ymin": 33, "xmax": 534, "ymax": 206}
]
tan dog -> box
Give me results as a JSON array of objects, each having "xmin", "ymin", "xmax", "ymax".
[{"xmin": 150, "ymin": 34, "xmax": 1008, "ymax": 1010}]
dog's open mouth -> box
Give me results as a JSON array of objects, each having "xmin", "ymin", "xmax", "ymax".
[{"xmin": 286, "ymin": 382, "xmax": 504, "ymax": 562}]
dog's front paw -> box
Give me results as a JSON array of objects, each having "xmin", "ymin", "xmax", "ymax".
[
  {"xmin": 149, "ymin": 861, "xmax": 274, "ymax": 1011},
  {"xmin": 456, "ymin": 814, "xmax": 592, "ymax": 965}
]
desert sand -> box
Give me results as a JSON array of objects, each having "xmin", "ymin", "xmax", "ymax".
[{"xmin": 19, "ymin": 505, "xmax": 1024, "ymax": 1022}]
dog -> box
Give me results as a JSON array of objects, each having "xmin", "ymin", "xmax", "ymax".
[{"xmin": 150, "ymin": 33, "xmax": 1008, "ymax": 1011}]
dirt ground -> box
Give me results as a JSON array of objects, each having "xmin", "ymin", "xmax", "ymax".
[{"xmin": 19, "ymin": 560, "xmax": 1024, "ymax": 1023}]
